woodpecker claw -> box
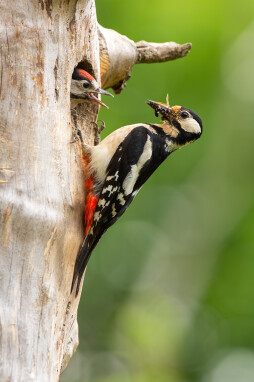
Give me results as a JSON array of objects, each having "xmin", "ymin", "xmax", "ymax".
[
  {"xmin": 70, "ymin": 109, "xmax": 84, "ymax": 144},
  {"xmin": 70, "ymin": 136, "xmax": 79, "ymax": 144},
  {"xmin": 97, "ymin": 120, "xmax": 106, "ymax": 134},
  {"xmin": 91, "ymin": 120, "xmax": 106, "ymax": 133},
  {"xmin": 71, "ymin": 126, "xmax": 84, "ymax": 144},
  {"xmin": 92, "ymin": 120, "xmax": 106, "ymax": 146}
]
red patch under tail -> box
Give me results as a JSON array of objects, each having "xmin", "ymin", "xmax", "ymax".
[
  {"xmin": 84, "ymin": 192, "xmax": 98, "ymax": 235},
  {"xmin": 82, "ymin": 154, "xmax": 98, "ymax": 236}
]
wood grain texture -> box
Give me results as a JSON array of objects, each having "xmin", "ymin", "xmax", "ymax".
[{"xmin": 0, "ymin": 0, "xmax": 100, "ymax": 380}]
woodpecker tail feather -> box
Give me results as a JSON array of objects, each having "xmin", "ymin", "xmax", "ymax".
[
  {"xmin": 71, "ymin": 238, "xmax": 92, "ymax": 296},
  {"xmin": 71, "ymin": 230, "xmax": 105, "ymax": 296}
]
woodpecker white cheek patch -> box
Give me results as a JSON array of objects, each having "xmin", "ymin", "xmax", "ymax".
[{"xmin": 181, "ymin": 118, "xmax": 201, "ymax": 134}]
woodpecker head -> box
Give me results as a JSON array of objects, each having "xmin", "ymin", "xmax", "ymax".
[
  {"xmin": 147, "ymin": 99, "xmax": 202, "ymax": 145},
  {"xmin": 71, "ymin": 68, "xmax": 113, "ymax": 109}
]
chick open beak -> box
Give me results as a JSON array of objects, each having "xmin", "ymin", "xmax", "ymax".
[
  {"xmin": 88, "ymin": 88, "xmax": 114, "ymax": 109},
  {"xmin": 95, "ymin": 88, "xmax": 114, "ymax": 97}
]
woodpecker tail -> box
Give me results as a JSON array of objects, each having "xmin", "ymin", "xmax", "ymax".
[
  {"xmin": 71, "ymin": 230, "xmax": 105, "ymax": 297},
  {"xmin": 71, "ymin": 237, "xmax": 92, "ymax": 297}
]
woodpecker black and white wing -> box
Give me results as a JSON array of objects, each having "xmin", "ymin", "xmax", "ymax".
[{"xmin": 71, "ymin": 125, "xmax": 169, "ymax": 295}]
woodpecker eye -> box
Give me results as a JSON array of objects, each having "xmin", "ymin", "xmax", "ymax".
[
  {"xmin": 83, "ymin": 81, "xmax": 90, "ymax": 89},
  {"xmin": 181, "ymin": 111, "xmax": 189, "ymax": 119}
]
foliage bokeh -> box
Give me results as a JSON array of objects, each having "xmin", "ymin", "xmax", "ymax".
[{"xmin": 62, "ymin": 1, "xmax": 254, "ymax": 381}]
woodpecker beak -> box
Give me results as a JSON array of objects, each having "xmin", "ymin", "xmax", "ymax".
[
  {"xmin": 95, "ymin": 88, "xmax": 114, "ymax": 98},
  {"xmin": 72, "ymin": 89, "xmax": 113, "ymax": 109},
  {"xmin": 147, "ymin": 99, "xmax": 175, "ymax": 119},
  {"xmin": 87, "ymin": 93, "xmax": 109, "ymax": 109},
  {"xmin": 87, "ymin": 88, "xmax": 114, "ymax": 109}
]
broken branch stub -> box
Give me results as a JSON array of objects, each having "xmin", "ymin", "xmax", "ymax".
[
  {"xmin": 98, "ymin": 25, "xmax": 192, "ymax": 93},
  {"xmin": 136, "ymin": 40, "xmax": 192, "ymax": 64},
  {"xmin": 98, "ymin": 25, "xmax": 138, "ymax": 93}
]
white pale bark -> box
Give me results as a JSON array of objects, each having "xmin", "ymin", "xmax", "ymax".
[{"xmin": 0, "ymin": 1, "xmax": 100, "ymax": 380}]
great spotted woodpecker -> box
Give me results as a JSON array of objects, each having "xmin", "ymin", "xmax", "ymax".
[
  {"xmin": 71, "ymin": 68, "xmax": 113, "ymax": 109},
  {"xmin": 71, "ymin": 99, "xmax": 203, "ymax": 295}
]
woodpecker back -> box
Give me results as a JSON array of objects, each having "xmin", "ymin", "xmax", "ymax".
[{"xmin": 71, "ymin": 101, "xmax": 203, "ymax": 296}]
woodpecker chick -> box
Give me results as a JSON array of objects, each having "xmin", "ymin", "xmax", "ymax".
[
  {"xmin": 71, "ymin": 68, "xmax": 113, "ymax": 109},
  {"xmin": 71, "ymin": 99, "xmax": 203, "ymax": 296}
]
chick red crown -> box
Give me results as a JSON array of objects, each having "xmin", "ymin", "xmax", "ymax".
[{"xmin": 72, "ymin": 68, "xmax": 95, "ymax": 82}]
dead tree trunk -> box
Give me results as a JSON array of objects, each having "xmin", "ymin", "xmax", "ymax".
[
  {"xmin": 0, "ymin": 1, "xmax": 191, "ymax": 380},
  {"xmin": 0, "ymin": 1, "xmax": 100, "ymax": 380}
]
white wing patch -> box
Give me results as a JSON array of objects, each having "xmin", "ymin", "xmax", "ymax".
[
  {"xmin": 102, "ymin": 185, "xmax": 113, "ymax": 194},
  {"xmin": 106, "ymin": 171, "xmax": 119, "ymax": 182},
  {"xmin": 93, "ymin": 211, "xmax": 101, "ymax": 222},
  {"xmin": 123, "ymin": 135, "xmax": 152, "ymax": 195},
  {"xmin": 112, "ymin": 203, "xmax": 117, "ymax": 217},
  {"xmin": 117, "ymin": 193, "xmax": 126, "ymax": 206},
  {"xmin": 97, "ymin": 198, "xmax": 106, "ymax": 207}
]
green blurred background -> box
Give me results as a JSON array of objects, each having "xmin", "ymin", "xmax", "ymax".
[{"xmin": 62, "ymin": 1, "xmax": 254, "ymax": 381}]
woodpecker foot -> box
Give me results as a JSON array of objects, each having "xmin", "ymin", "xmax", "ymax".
[
  {"xmin": 71, "ymin": 109, "xmax": 84, "ymax": 144},
  {"xmin": 71, "ymin": 109, "xmax": 80, "ymax": 141},
  {"xmin": 71, "ymin": 125, "xmax": 91, "ymax": 156},
  {"xmin": 71, "ymin": 125, "xmax": 84, "ymax": 145},
  {"xmin": 70, "ymin": 111, "xmax": 91, "ymax": 156},
  {"xmin": 92, "ymin": 120, "xmax": 106, "ymax": 146},
  {"xmin": 97, "ymin": 120, "xmax": 106, "ymax": 134}
]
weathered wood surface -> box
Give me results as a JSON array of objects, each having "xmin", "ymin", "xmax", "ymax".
[{"xmin": 0, "ymin": 1, "xmax": 100, "ymax": 380}]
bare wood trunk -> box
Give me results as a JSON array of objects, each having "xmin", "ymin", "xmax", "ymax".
[{"xmin": 0, "ymin": 0, "xmax": 100, "ymax": 380}]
